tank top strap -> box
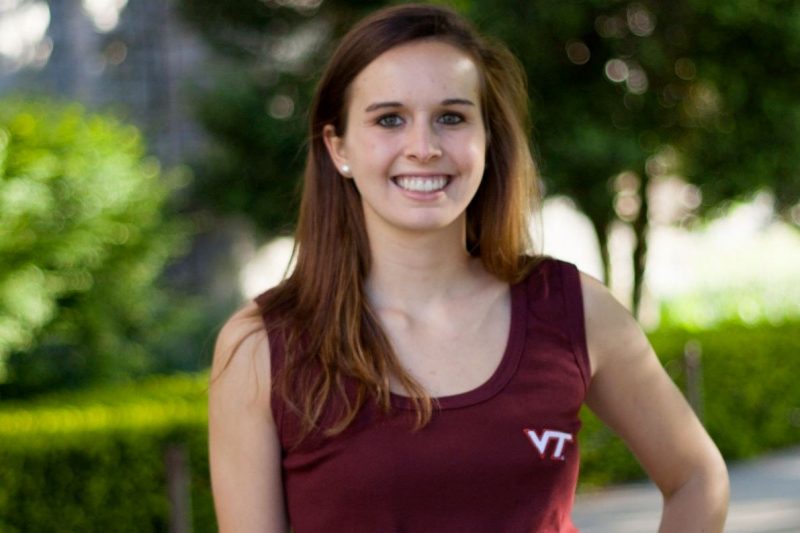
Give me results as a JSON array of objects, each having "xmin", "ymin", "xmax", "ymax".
[{"xmin": 525, "ymin": 258, "xmax": 591, "ymax": 392}]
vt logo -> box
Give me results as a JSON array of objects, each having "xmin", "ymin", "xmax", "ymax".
[{"xmin": 524, "ymin": 429, "xmax": 574, "ymax": 461}]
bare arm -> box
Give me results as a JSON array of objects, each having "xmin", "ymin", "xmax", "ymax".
[
  {"xmin": 580, "ymin": 273, "xmax": 729, "ymax": 532},
  {"xmin": 208, "ymin": 302, "xmax": 288, "ymax": 532}
]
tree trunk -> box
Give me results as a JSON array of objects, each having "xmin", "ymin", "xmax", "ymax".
[
  {"xmin": 590, "ymin": 217, "xmax": 611, "ymax": 287},
  {"xmin": 631, "ymin": 172, "xmax": 650, "ymax": 320}
]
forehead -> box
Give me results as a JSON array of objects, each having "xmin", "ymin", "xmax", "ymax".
[{"xmin": 348, "ymin": 39, "xmax": 481, "ymax": 108}]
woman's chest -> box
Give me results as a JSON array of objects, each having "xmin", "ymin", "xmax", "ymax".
[
  {"xmin": 382, "ymin": 287, "xmax": 512, "ymax": 398},
  {"xmin": 282, "ymin": 375, "xmax": 585, "ymax": 532}
]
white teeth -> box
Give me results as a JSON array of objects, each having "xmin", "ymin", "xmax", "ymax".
[{"xmin": 395, "ymin": 176, "xmax": 448, "ymax": 192}]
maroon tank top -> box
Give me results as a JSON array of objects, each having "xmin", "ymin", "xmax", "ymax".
[{"xmin": 255, "ymin": 258, "xmax": 590, "ymax": 532}]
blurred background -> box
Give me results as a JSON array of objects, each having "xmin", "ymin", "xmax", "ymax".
[{"xmin": 0, "ymin": 0, "xmax": 798, "ymax": 531}]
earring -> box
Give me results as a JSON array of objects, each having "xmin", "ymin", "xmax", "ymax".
[{"xmin": 340, "ymin": 163, "xmax": 351, "ymax": 176}]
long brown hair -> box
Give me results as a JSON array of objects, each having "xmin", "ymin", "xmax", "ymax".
[{"xmin": 259, "ymin": 4, "xmax": 540, "ymax": 439}]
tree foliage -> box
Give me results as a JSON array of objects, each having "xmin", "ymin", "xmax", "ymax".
[
  {"xmin": 179, "ymin": 0, "xmax": 372, "ymax": 233},
  {"xmin": 470, "ymin": 0, "xmax": 800, "ymax": 311},
  {"xmin": 671, "ymin": 1, "xmax": 800, "ymax": 213},
  {"xmin": 0, "ymin": 98, "xmax": 188, "ymax": 396}
]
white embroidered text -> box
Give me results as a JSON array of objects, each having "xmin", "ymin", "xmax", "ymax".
[{"xmin": 524, "ymin": 429, "xmax": 574, "ymax": 460}]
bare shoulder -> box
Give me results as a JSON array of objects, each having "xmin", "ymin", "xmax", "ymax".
[
  {"xmin": 210, "ymin": 300, "xmax": 272, "ymax": 411},
  {"xmin": 209, "ymin": 301, "xmax": 288, "ymax": 531},
  {"xmin": 577, "ymin": 271, "xmax": 650, "ymax": 378}
]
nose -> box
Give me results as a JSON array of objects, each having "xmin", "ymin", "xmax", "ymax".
[{"xmin": 404, "ymin": 121, "xmax": 442, "ymax": 162}]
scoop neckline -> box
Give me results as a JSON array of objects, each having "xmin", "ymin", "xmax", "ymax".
[{"xmin": 389, "ymin": 275, "xmax": 528, "ymax": 410}]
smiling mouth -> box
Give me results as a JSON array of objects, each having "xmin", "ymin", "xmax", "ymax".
[{"xmin": 392, "ymin": 175, "xmax": 450, "ymax": 193}]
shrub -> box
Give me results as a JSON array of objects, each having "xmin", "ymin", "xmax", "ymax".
[
  {"xmin": 648, "ymin": 320, "xmax": 800, "ymax": 458},
  {"xmin": 579, "ymin": 319, "xmax": 800, "ymax": 487},
  {"xmin": 0, "ymin": 374, "xmax": 214, "ymax": 533},
  {"xmin": 0, "ymin": 97, "xmax": 189, "ymax": 396}
]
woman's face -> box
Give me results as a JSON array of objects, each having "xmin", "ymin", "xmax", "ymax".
[{"xmin": 324, "ymin": 39, "xmax": 487, "ymax": 239}]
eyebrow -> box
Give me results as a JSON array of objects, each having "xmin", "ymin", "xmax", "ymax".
[{"xmin": 363, "ymin": 98, "xmax": 476, "ymax": 113}]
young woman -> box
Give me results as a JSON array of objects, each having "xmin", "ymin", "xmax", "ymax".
[{"xmin": 208, "ymin": 4, "xmax": 729, "ymax": 532}]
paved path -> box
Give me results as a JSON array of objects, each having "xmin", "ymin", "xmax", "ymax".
[{"xmin": 572, "ymin": 446, "xmax": 800, "ymax": 532}]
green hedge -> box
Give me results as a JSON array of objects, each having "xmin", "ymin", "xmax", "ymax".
[
  {"xmin": 0, "ymin": 374, "xmax": 215, "ymax": 533},
  {"xmin": 649, "ymin": 320, "xmax": 800, "ymax": 458},
  {"xmin": 1, "ymin": 320, "xmax": 799, "ymax": 528},
  {"xmin": 579, "ymin": 319, "xmax": 800, "ymax": 486}
]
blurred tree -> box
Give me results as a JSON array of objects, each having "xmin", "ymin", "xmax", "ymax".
[
  {"xmin": 177, "ymin": 0, "xmax": 800, "ymax": 316},
  {"xmin": 177, "ymin": 0, "xmax": 385, "ymax": 234},
  {"xmin": 0, "ymin": 97, "xmax": 189, "ymax": 397},
  {"xmin": 470, "ymin": 0, "xmax": 800, "ymax": 314},
  {"xmin": 467, "ymin": 1, "xmax": 650, "ymax": 300},
  {"xmin": 672, "ymin": 1, "xmax": 800, "ymax": 216}
]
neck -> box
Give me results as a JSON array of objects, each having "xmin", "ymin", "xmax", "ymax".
[{"xmin": 364, "ymin": 221, "xmax": 482, "ymax": 311}]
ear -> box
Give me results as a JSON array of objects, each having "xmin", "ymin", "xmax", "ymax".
[{"xmin": 322, "ymin": 124, "xmax": 351, "ymax": 178}]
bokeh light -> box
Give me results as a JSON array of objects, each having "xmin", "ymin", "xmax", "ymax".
[
  {"xmin": 566, "ymin": 40, "xmax": 591, "ymax": 65},
  {"xmin": 0, "ymin": 0, "xmax": 51, "ymax": 70},
  {"xmin": 626, "ymin": 3, "xmax": 655, "ymax": 37}
]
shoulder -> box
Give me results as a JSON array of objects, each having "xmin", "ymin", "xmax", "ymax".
[
  {"xmin": 210, "ymin": 301, "xmax": 272, "ymax": 412},
  {"xmin": 576, "ymin": 269, "xmax": 625, "ymax": 326},
  {"xmin": 208, "ymin": 302, "xmax": 288, "ymax": 531},
  {"xmin": 577, "ymin": 270, "xmax": 653, "ymax": 380}
]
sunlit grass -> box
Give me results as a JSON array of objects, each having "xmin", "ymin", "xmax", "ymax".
[
  {"xmin": 0, "ymin": 372, "xmax": 208, "ymax": 441},
  {"xmin": 659, "ymin": 282, "xmax": 800, "ymax": 330}
]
